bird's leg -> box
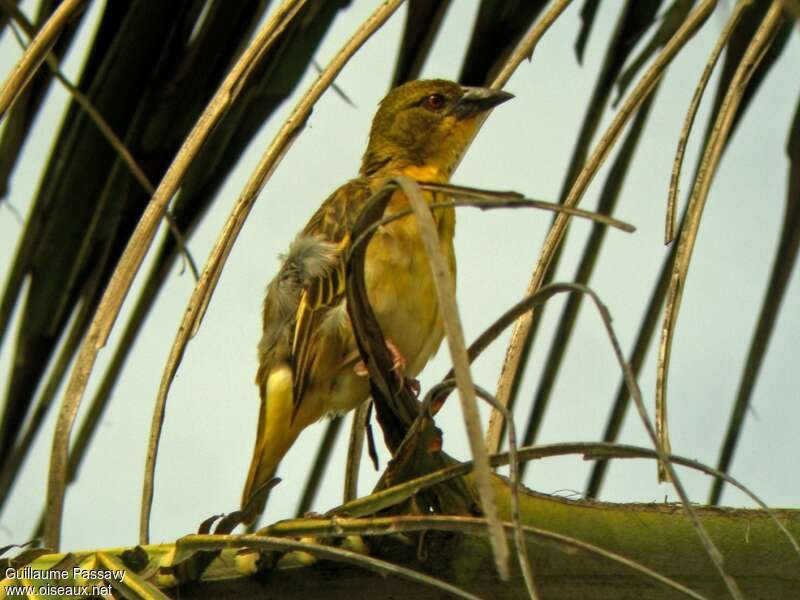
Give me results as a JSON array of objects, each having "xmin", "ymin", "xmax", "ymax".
[
  {"xmin": 385, "ymin": 340, "xmax": 421, "ymax": 397},
  {"xmin": 352, "ymin": 338, "xmax": 407, "ymax": 386},
  {"xmin": 385, "ymin": 338, "xmax": 406, "ymax": 378}
]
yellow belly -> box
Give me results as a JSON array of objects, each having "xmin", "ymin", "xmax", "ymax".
[{"xmin": 364, "ymin": 203, "xmax": 456, "ymax": 377}]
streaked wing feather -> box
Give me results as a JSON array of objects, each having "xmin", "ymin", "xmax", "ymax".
[
  {"xmin": 290, "ymin": 239, "xmax": 348, "ymax": 417},
  {"xmin": 290, "ymin": 294, "xmax": 317, "ymax": 412},
  {"xmin": 288, "ymin": 180, "xmax": 370, "ymax": 417}
]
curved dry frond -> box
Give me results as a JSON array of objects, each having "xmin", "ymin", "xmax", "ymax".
[
  {"xmin": 1, "ymin": 0, "xmax": 265, "ymax": 484},
  {"xmin": 343, "ymin": 400, "xmax": 370, "ymax": 503},
  {"xmin": 139, "ymin": 0, "xmax": 406, "ymax": 546},
  {"xmin": 487, "ymin": 0, "xmax": 674, "ymax": 453},
  {"xmin": 655, "ymin": 1, "xmax": 785, "ymax": 490},
  {"xmin": 0, "ymin": 0, "xmax": 87, "ymax": 119},
  {"xmin": 396, "ymin": 175, "xmax": 510, "ymax": 580},
  {"xmin": 178, "ymin": 534, "xmax": 483, "ymax": 600},
  {"xmin": 331, "ymin": 439, "xmax": 799, "ymax": 559},
  {"xmin": 518, "ymin": 85, "xmax": 661, "ymax": 476},
  {"xmin": 0, "ymin": 1, "xmax": 350, "ymax": 516},
  {"xmin": 0, "ymin": 3, "xmax": 796, "ymax": 596},
  {"xmin": 587, "ymin": 1, "xmax": 794, "ymax": 501},
  {"xmin": 0, "ymin": 0, "xmax": 84, "ymax": 198},
  {"xmin": 666, "ymin": 0, "xmax": 752, "ymax": 244},
  {"xmin": 46, "ymin": 0, "xmax": 314, "ymax": 550},
  {"xmin": 259, "ymin": 515, "xmax": 709, "ymax": 599}
]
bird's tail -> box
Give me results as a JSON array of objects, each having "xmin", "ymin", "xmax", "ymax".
[{"xmin": 241, "ymin": 365, "xmax": 305, "ymax": 525}]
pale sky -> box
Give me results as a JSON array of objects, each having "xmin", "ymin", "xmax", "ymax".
[{"xmin": 1, "ymin": 2, "xmax": 798, "ymax": 551}]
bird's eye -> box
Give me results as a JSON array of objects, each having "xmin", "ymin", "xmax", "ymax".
[{"xmin": 424, "ymin": 93, "xmax": 446, "ymax": 111}]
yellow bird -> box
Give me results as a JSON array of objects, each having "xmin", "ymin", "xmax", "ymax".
[{"xmin": 242, "ymin": 79, "xmax": 512, "ymax": 522}]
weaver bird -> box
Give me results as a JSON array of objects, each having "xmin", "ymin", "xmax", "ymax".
[{"xmin": 242, "ymin": 79, "xmax": 512, "ymax": 522}]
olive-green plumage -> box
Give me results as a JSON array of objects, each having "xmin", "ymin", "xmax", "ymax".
[{"xmin": 242, "ymin": 79, "xmax": 512, "ymax": 522}]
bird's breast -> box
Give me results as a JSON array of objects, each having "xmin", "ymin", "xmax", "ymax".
[{"xmin": 363, "ymin": 190, "xmax": 455, "ymax": 377}]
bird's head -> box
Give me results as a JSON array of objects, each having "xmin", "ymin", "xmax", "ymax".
[{"xmin": 360, "ymin": 79, "xmax": 513, "ymax": 179}]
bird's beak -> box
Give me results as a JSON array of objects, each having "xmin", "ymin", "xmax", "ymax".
[{"xmin": 451, "ymin": 86, "xmax": 514, "ymax": 120}]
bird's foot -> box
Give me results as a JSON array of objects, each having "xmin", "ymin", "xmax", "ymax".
[
  {"xmin": 352, "ymin": 357, "xmax": 368, "ymax": 376},
  {"xmin": 385, "ymin": 338, "xmax": 406, "ymax": 380},
  {"xmin": 353, "ymin": 338, "xmax": 407, "ymax": 386}
]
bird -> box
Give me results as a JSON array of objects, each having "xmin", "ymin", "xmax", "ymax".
[{"xmin": 241, "ymin": 79, "xmax": 513, "ymax": 523}]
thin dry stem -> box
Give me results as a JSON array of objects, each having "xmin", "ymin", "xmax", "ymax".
[
  {"xmin": 422, "ymin": 182, "xmax": 635, "ymax": 231},
  {"xmin": 656, "ymin": 1, "xmax": 784, "ymax": 490},
  {"xmin": 656, "ymin": 273, "xmax": 679, "ymax": 478},
  {"xmin": 405, "ymin": 280, "xmax": 749, "ymax": 596},
  {"xmin": 255, "ymin": 515, "xmax": 707, "ymax": 599},
  {"xmin": 350, "ymin": 190, "xmax": 635, "ymax": 256},
  {"xmin": 395, "ymin": 176, "xmax": 510, "ymax": 580},
  {"xmin": 480, "ymin": 0, "xmax": 574, "ymax": 456},
  {"xmin": 666, "ymin": 0, "xmax": 753, "ymax": 244},
  {"xmin": 399, "ymin": 277, "xmax": 751, "ymax": 598},
  {"xmin": 417, "ymin": 378, "xmax": 539, "ymax": 597},
  {"xmin": 568, "ymin": 281, "xmax": 744, "ymax": 599},
  {"xmin": 344, "ymin": 400, "xmax": 370, "ymax": 503},
  {"xmin": 471, "ymin": 385, "xmax": 538, "ymax": 600},
  {"xmin": 0, "ymin": 0, "xmax": 87, "ymax": 120},
  {"xmin": 179, "ymin": 534, "xmax": 481, "ymax": 600},
  {"xmin": 329, "ymin": 438, "xmax": 798, "ymax": 559},
  {"xmin": 139, "ymin": 0, "xmax": 406, "ymax": 545},
  {"xmin": 486, "ymin": 0, "xmax": 717, "ymax": 456}
]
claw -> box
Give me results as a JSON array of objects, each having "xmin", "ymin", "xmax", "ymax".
[
  {"xmin": 385, "ymin": 338, "xmax": 406, "ymax": 380},
  {"xmin": 406, "ymin": 378, "xmax": 421, "ymax": 397},
  {"xmin": 352, "ymin": 338, "xmax": 407, "ymax": 386},
  {"xmin": 353, "ymin": 360, "xmax": 368, "ymax": 376}
]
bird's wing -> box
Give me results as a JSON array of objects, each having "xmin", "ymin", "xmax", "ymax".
[
  {"xmin": 258, "ymin": 179, "xmax": 372, "ymax": 417},
  {"xmin": 243, "ymin": 180, "xmax": 373, "ymax": 520},
  {"xmin": 289, "ymin": 237, "xmax": 347, "ymax": 414}
]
